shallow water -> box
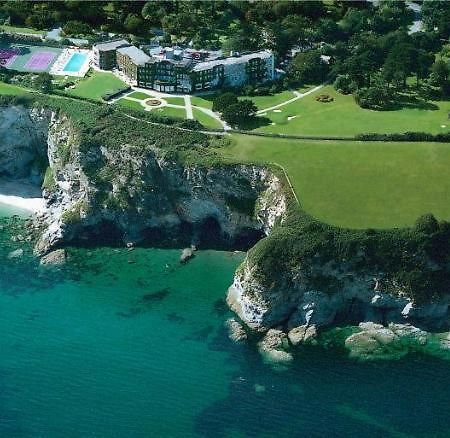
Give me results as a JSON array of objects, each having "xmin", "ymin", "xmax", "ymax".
[{"xmin": 1, "ymin": 207, "xmax": 450, "ymax": 437}]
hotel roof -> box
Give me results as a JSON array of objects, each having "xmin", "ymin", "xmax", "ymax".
[
  {"xmin": 192, "ymin": 50, "xmax": 272, "ymax": 72},
  {"xmin": 117, "ymin": 45, "xmax": 151, "ymax": 65},
  {"xmin": 94, "ymin": 39, "xmax": 130, "ymax": 52}
]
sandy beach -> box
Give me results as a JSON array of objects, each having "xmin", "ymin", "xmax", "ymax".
[{"xmin": 0, "ymin": 179, "xmax": 45, "ymax": 213}]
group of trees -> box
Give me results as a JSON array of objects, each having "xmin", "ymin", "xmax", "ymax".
[{"xmin": 212, "ymin": 92, "xmax": 257, "ymax": 127}]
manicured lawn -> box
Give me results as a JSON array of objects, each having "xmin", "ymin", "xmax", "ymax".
[
  {"xmin": 255, "ymin": 85, "xmax": 450, "ymax": 136},
  {"xmin": 221, "ymin": 134, "xmax": 450, "ymax": 229},
  {"xmin": 0, "ymin": 24, "xmax": 45, "ymax": 35},
  {"xmin": 191, "ymin": 94, "xmax": 216, "ymax": 110},
  {"xmin": 0, "ymin": 82, "xmax": 31, "ymax": 96},
  {"xmin": 154, "ymin": 106, "xmax": 186, "ymax": 119},
  {"xmin": 116, "ymin": 98, "xmax": 144, "ymax": 111},
  {"xmin": 67, "ymin": 71, "xmax": 127, "ymax": 101},
  {"xmin": 192, "ymin": 108, "xmax": 223, "ymax": 129},
  {"xmin": 164, "ymin": 96, "xmax": 186, "ymax": 106},
  {"xmin": 239, "ymin": 90, "xmax": 295, "ymax": 110},
  {"xmin": 127, "ymin": 91, "xmax": 151, "ymax": 100}
]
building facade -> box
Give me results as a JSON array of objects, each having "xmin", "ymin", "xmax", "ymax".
[
  {"xmin": 93, "ymin": 39, "xmax": 130, "ymax": 70},
  {"xmin": 95, "ymin": 40, "xmax": 275, "ymax": 93}
]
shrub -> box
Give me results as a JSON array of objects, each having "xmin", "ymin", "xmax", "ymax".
[
  {"xmin": 333, "ymin": 74, "xmax": 357, "ymax": 95},
  {"xmin": 316, "ymin": 94, "xmax": 334, "ymax": 103}
]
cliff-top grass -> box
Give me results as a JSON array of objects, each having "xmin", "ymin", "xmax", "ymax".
[
  {"xmin": 254, "ymin": 85, "xmax": 450, "ymax": 137},
  {"xmin": 222, "ymin": 134, "xmax": 450, "ymax": 229},
  {"xmin": 66, "ymin": 71, "xmax": 127, "ymax": 101}
]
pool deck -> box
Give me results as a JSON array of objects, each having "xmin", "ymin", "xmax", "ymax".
[{"xmin": 50, "ymin": 48, "xmax": 92, "ymax": 77}]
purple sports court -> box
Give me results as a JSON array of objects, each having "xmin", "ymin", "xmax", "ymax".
[
  {"xmin": 0, "ymin": 48, "xmax": 19, "ymax": 68},
  {"xmin": 24, "ymin": 51, "xmax": 56, "ymax": 71}
]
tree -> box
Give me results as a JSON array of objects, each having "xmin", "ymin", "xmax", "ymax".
[
  {"xmin": 62, "ymin": 20, "xmax": 91, "ymax": 36},
  {"xmin": 288, "ymin": 50, "xmax": 327, "ymax": 86},
  {"xmin": 34, "ymin": 72, "xmax": 52, "ymax": 94},
  {"xmin": 354, "ymin": 85, "xmax": 392, "ymax": 110},
  {"xmin": 124, "ymin": 13, "xmax": 145, "ymax": 35},
  {"xmin": 212, "ymin": 92, "xmax": 238, "ymax": 113},
  {"xmin": 430, "ymin": 60, "xmax": 450, "ymax": 95},
  {"xmin": 221, "ymin": 100, "xmax": 257, "ymax": 126}
]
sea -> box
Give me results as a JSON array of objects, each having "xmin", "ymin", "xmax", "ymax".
[{"xmin": 1, "ymin": 203, "xmax": 450, "ymax": 438}]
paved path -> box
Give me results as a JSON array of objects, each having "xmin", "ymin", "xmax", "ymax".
[
  {"xmin": 184, "ymin": 95, "xmax": 193, "ymax": 119},
  {"xmin": 257, "ymin": 84, "xmax": 325, "ymax": 114}
]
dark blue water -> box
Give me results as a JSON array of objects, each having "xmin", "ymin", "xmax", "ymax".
[{"xmin": 1, "ymin": 206, "xmax": 450, "ymax": 437}]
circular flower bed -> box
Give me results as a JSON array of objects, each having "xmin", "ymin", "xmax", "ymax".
[{"xmin": 146, "ymin": 98, "xmax": 162, "ymax": 106}]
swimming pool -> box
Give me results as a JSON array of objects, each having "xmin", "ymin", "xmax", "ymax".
[{"xmin": 63, "ymin": 53, "xmax": 87, "ymax": 73}]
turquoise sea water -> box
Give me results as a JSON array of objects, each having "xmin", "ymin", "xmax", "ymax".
[{"xmin": 2, "ymin": 205, "xmax": 450, "ymax": 437}]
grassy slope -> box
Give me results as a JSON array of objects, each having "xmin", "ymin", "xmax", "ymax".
[
  {"xmin": 222, "ymin": 134, "xmax": 450, "ymax": 229},
  {"xmin": 67, "ymin": 71, "xmax": 127, "ymax": 101},
  {"xmin": 116, "ymin": 98, "xmax": 144, "ymax": 111},
  {"xmin": 0, "ymin": 82, "xmax": 32, "ymax": 95},
  {"xmin": 153, "ymin": 106, "xmax": 186, "ymax": 119},
  {"xmin": 239, "ymin": 90, "xmax": 295, "ymax": 110},
  {"xmin": 192, "ymin": 108, "xmax": 222, "ymax": 129},
  {"xmin": 255, "ymin": 85, "xmax": 450, "ymax": 136},
  {"xmin": 0, "ymin": 24, "xmax": 46, "ymax": 35}
]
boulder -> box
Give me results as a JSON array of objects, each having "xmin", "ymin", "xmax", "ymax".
[
  {"xmin": 288, "ymin": 324, "xmax": 318, "ymax": 346},
  {"xmin": 7, "ymin": 248, "xmax": 24, "ymax": 259},
  {"xmin": 258, "ymin": 329, "xmax": 293, "ymax": 364},
  {"xmin": 180, "ymin": 247, "xmax": 195, "ymax": 264},
  {"xmin": 225, "ymin": 318, "xmax": 248, "ymax": 343},
  {"xmin": 40, "ymin": 249, "xmax": 66, "ymax": 266}
]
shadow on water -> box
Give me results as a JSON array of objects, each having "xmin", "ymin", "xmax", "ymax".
[
  {"xmin": 194, "ymin": 327, "xmax": 450, "ymax": 438},
  {"xmin": 116, "ymin": 288, "xmax": 172, "ymax": 319}
]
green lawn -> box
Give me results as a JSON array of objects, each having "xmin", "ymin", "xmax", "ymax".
[
  {"xmin": 221, "ymin": 134, "xmax": 450, "ymax": 229},
  {"xmin": 192, "ymin": 108, "xmax": 223, "ymax": 129},
  {"xmin": 0, "ymin": 82, "xmax": 31, "ymax": 96},
  {"xmin": 255, "ymin": 85, "xmax": 450, "ymax": 136},
  {"xmin": 191, "ymin": 94, "xmax": 216, "ymax": 110},
  {"xmin": 164, "ymin": 96, "xmax": 186, "ymax": 106},
  {"xmin": 0, "ymin": 24, "xmax": 45, "ymax": 35},
  {"xmin": 66, "ymin": 71, "xmax": 127, "ymax": 101},
  {"xmin": 153, "ymin": 106, "xmax": 186, "ymax": 119},
  {"xmin": 127, "ymin": 91, "xmax": 151, "ymax": 100},
  {"xmin": 116, "ymin": 98, "xmax": 144, "ymax": 111},
  {"xmin": 239, "ymin": 90, "xmax": 295, "ymax": 110}
]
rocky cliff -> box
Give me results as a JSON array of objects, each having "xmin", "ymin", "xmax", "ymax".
[
  {"xmin": 0, "ymin": 105, "xmax": 287, "ymax": 255},
  {"xmin": 3, "ymin": 101, "xmax": 450, "ymax": 356}
]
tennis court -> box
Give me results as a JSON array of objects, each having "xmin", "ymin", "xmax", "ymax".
[
  {"xmin": 0, "ymin": 43, "xmax": 62, "ymax": 73},
  {"xmin": 24, "ymin": 51, "xmax": 56, "ymax": 71}
]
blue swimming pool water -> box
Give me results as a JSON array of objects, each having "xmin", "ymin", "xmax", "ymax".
[{"xmin": 63, "ymin": 53, "xmax": 87, "ymax": 73}]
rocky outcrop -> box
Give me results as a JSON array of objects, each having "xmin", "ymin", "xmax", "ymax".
[
  {"xmin": 258, "ymin": 328, "xmax": 293, "ymax": 364},
  {"xmin": 228, "ymin": 257, "xmax": 450, "ymax": 333}
]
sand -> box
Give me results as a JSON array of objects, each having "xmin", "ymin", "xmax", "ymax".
[{"xmin": 0, "ymin": 179, "xmax": 45, "ymax": 213}]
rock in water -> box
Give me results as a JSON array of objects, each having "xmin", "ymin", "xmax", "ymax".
[
  {"xmin": 288, "ymin": 324, "xmax": 317, "ymax": 346},
  {"xmin": 225, "ymin": 318, "xmax": 248, "ymax": 343},
  {"xmin": 7, "ymin": 248, "xmax": 24, "ymax": 259},
  {"xmin": 258, "ymin": 329, "xmax": 293, "ymax": 364},
  {"xmin": 180, "ymin": 247, "xmax": 194, "ymax": 264},
  {"xmin": 40, "ymin": 249, "xmax": 66, "ymax": 266},
  {"xmin": 344, "ymin": 322, "xmax": 430, "ymax": 361}
]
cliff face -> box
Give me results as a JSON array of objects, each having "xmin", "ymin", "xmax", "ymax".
[
  {"xmin": 0, "ymin": 106, "xmax": 287, "ymax": 254},
  {"xmin": 0, "ymin": 106, "xmax": 50, "ymax": 183},
  {"xmin": 227, "ymin": 249, "xmax": 450, "ymax": 333}
]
